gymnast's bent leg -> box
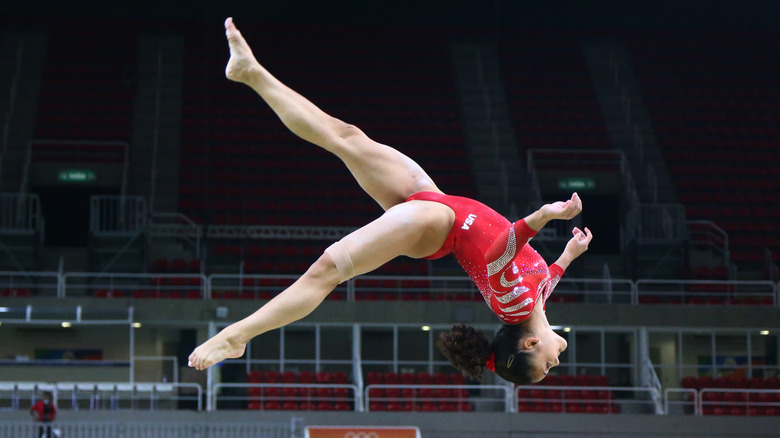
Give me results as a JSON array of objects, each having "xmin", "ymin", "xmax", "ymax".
[{"xmin": 188, "ymin": 200, "xmax": 449, "ymax": 370}]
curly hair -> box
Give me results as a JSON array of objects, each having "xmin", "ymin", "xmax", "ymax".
[
  {"xmin": 438, "ymin": 323, "xmax": 537, "ymax": 385},
  {"xmin": 436, "ymin": 323, "xmax": 492, "ymax": 381}
]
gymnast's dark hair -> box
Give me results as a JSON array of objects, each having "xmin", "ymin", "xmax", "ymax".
[{"xmin": 437, "ymin": 323, "xmax": 536, "ymax": 385}]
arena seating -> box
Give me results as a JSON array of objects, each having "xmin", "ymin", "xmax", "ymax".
[
  {"xmin": 517, "ymin": 374, "xmax": 618, "ymax": 414},
  {"xmin": 245, "ymin": 370, "xmax": 353, "ymax": 411},
  {"xmin": 365, "ymin": 371, "xmax": 474, "ymax": 412},
  {"xmin": 499, "ymin": 31, "xmax": 611, "ymax": 154},
  {"xmin": 244, "ymin": 370, "xmax": 477, "ymax": 412},
  {"xmin": 681, "ymin": 375, "xmax": 780, "ymax": 416},
  {"xmin": 34, "ymin": 21, "xmax": 136, "ymax": 143},
  {"xmin": 0, "ymin": 287, "xmax": 31, "ymax": 297},
  {"xmin": 627, "ymin": 31, "xmax": 780, "ymax": 268}
]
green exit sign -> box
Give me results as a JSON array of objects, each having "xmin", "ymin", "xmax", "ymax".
[
  {"xmin": 58, "ymin": 169, "xmax": 96, "ymax": 183},
  {"xmin": 558, "ymin": 177, "xmax": 595, "ymax": 190}
]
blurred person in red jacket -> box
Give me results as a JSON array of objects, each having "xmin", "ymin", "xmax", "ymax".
[{"xmin": 30, "ymin": 391, "xmax": 57, "ymax": 438}]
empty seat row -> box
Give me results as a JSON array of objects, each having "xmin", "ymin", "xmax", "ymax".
[
  {"xmin": 518, "ymin": 401, "xmax": 619, "ymax": 414},
  {"xmin": 370, "ymin": 401, "xmax": 473, "ymax": 412},
  {"xmin": 628, "ymin": 31, "xmax": 780, "ymax": 268},
  {"xmin": 247, "ymin": 370, "xmax": 348, "ymax": 384},
  {"xmin": 681, "ymin": 376, "xmax": 780, "ymax": 390},
  {"xmin": 365, "ymin": 372, "xmax": 466, "ymax": 386},
  {"xmin": 249, "ymin": 401, "xmax": 351, "ymax": 411}
]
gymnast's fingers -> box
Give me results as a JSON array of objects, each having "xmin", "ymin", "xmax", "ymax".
[{"xmin": 583, "ymin": 227, "xmax": 593, "ymax": 242}]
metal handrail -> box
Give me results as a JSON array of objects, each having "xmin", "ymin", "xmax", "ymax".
[
  {"xmin": 90, "ymin": 195, "xmax": 147, "ymax": 237},
  {"xmin": 366, "ymin": 383, "xmax": 511, "ymax": 412},
  {"xmin": 61, "ymin": 271, "xmax": 208, "ymax": 299},
  {"xmin": 0, "ymin": 420, "xmax": 292, "ymax": 437},
  {"xmin": 687, "ymin": 220, "xmax": 730, "ymax": 266},
  {"xmin": 0, "ymin": 381, "xmax": 203, "ymax": 411},
  {"xmin": 516, "ymin": 384, "xmax": 660, "ymax": 414},
  {"xmin": 642, "ymin": 357, "xmax": 665, "ymax": 414},
  {"xmin": 664, "ymin": 388, "xmax": 698, "ymax": 415},
  {"xmin": 3, "ymin": 269, "xmax": 778, "ymax": 307},
  {"xmin": 636, "ymin": 278, "xmax": 777, "ymax": 305},
  {"xmin": 699, "ymin": 387, "xmax": 780, "ymax": 416},
  {"xmin": 213, "ymin": 382, "xmax": 360, "ymax": 411},
  {"xmin": 148, "ymin": 212, "xmax": 203, "ymax": 258}
]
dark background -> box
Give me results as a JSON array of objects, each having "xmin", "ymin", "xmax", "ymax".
[{"xmin": 3, "ymin": 1, "xmax": 779, "ymax": 30}]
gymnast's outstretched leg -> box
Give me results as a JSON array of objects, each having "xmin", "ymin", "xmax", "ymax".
[{"xmin": 224, "ymin": 17, "xmax": 442, "ymax": 211}]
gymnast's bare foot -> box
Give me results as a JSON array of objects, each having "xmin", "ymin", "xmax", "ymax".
[
  {"xmin": 188, "ymin": 330, "xmax": 246, "ymax": 371},
  {"xmin": 224, "ymin": 17, "xmax": 260, "ymax": 84}
]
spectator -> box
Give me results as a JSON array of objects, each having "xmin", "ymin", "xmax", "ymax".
[{"xmin": 30, "ymin": 391, "xmax": 57, "ymax": 438}]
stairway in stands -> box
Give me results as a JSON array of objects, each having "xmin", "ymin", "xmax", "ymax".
[
  {"xmin": 449, "ymin": 40, "xmax": 531, "ymax": 220},
  {"xmin": 0, "ymin": 30, "xmax": 46, "ymax": 193},
  {"xmin": 126, "ymin": 34, "xmax": 184, "ymax": 214},
  {"xmin": 627, "ymin": 30, "xmax": 780, "ymax": 273},
  {"xmin": 496, "ymin": 31, "xmax": 621, "ymax": 278}
]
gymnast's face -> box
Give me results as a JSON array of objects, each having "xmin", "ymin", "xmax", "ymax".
[{"xmin": 523, "ymin": 327, "xmax": 568, "ymax": 383}]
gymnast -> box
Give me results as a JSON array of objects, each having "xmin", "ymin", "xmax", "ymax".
[{"xmin": 189, "ymin": 18, "xmax": 593, "ymax": 385}]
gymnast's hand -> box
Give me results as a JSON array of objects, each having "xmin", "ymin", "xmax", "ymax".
[
  {"xmin": 541, "ymin": 192, "xmax": 582, "ymax": 221},
  {"xmin": 563, "ymin": 226, "xmax": 593, "ymax": 259}
]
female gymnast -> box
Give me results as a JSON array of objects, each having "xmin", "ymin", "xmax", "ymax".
[{"xmin": 189, "ymin": 18, "xmax": 593, "ymax": 385}]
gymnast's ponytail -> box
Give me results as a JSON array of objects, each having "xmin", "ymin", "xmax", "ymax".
[
  {"xmin": 436, "ymin": 323, "xmax": 492, "ymax": 381},
  {"xmin": 438, "ymin": 323, "xmax": 537, "ymax": 385}
]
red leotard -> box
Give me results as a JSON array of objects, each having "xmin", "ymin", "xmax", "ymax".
[{"xmin": 406, "ymin": 192, "xmax": 564, "ymax": 324}]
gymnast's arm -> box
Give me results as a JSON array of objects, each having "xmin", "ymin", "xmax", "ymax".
[
  {"xmin": 484, "ymin": 192, "xmax": 583, "ymax": 263},
  {"xmin": 523, "ymin": 192, "xmax": 582, "ymax": 232},
  {"xmin": 552, "ymin": 226, "xmax": 593, "ymax": 271}
]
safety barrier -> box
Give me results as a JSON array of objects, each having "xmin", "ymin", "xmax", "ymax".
[
  {"xmin": 515, "ymin": 385, "xmax": 659, "ymax": 414},
  {"xmin": 552, "ymin": 277, "xmax": 634, "ymax": 304},
  {"xmin": 0, "ymin": 421, "xmax": 294, "ymax": 438},
  {"xmin": 664, "ymin": 388, "xmax": 697, "ymax": 415},
  {"xmin": 9, "ymin": 380, "xmax": 780, "ymax": 417},
  {"xmin": 90, "ymin": 195, "xmax": 146, "ymax": 236},
  {"xmin": 0, "ymin": 381, "xmax": 203, "ymax": 411},
  {"xmin": 61, "ymin": 272, "xmax": 207, "ymax": 299},
  {"xmin": 636, "ymin": 279, "xmax": 777, "ymax": 305},
  {"xmin": 664, "ymin": 387, "xmax": 780, "ymax": 416},
  {"xmin": 209, "ymin": 273, "xmax": 309, "ymax": 301},
  {"xmin": 0, "ymin": 270, "xmax": 59, "ymax": 298},
  {"xmin": 365, "ymin": 384, "xmax": 510, "ymax": 412},
  {"xmin": 0, "ymin": 381, "xmax": 54, "ymax": 410},
  {"xmin": 0, "ymin": 193, "xmax": 42, "ymax": 234},
  {"xmin": 1, "ymin": 270, "xmax": 779, "ymax": 305},
  {"xmin": 352, "ymin": 275, "xmax": 476, "ymax": 301},
  {"xmin": 699, "ymin": 388, "xmax": 780, "ymax": 416},
  {"xmin": 213, "ymin": 383, "xmax": 360, "ymax": 412}
]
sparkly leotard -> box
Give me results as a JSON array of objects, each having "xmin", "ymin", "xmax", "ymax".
[{"xmin": 406, "ymin": 192, "xmax": 564, "ymax": 324}]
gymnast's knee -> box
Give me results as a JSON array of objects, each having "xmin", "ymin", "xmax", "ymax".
[{"xmin": 323, "ymin": 240, "xmax": 357, "ymax": 284}]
